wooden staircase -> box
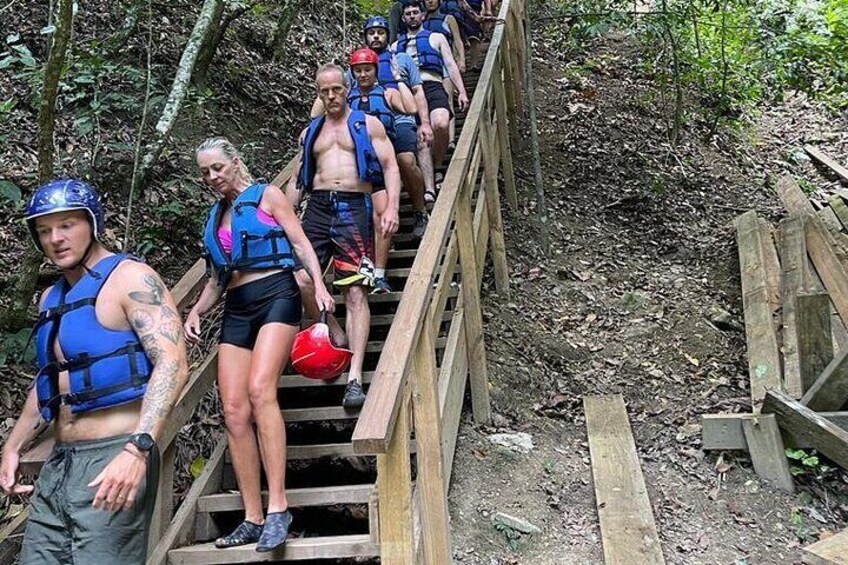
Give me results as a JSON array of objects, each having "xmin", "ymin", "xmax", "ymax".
[{"xmin": 1, "ymin": 0, "xmax": 528, "ymax": 562}]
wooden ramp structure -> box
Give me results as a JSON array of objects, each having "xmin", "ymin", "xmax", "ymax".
[{"xmin": 1, "ymin": 0, "xmax": 528, "ymax": 563}]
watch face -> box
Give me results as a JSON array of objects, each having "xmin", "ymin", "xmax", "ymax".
[{"xmin": 133, "ymin": 433, "xmax": 155, "ymax": 451}]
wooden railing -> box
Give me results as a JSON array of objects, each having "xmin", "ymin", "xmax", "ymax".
[{"xmin": 350, "ymin": 0, "xmax": 526, "ymax": 560}]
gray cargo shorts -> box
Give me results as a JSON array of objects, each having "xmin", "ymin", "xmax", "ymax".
[{"xmin": 19, "ymin": 434, "xmax": 160, "ymax": 565}]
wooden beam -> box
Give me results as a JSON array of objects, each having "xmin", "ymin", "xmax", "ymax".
[
  {"xmin": 167, "ymin": 535, "xmax": 379, "ymax": 563},
  {"xmin": 805, "ymin": 145, "xmax": 848, "ymax": 183},
  {"xmin": 456, "ymin": 178, "xmax": 491, "ymax": 424},
  {"xmin": 797, "ymin": 293, "xmax": 834, "ymax": 395},
  {"xmin": 480, "ymin": 100, "xmax": 510, "ymax": 296},
  {"xmin": 779, "ymin": 217, "xmax": 807, "ymax": 397},
  {"xmin": 584, "ymin": 395, "xmax": 665, "ymax": 565},
  {"xmin": 146, "ymin": 438, "xmax": 226, "ymax": 565},
  {"xmin": 411, "ymin": 330, "xmax": 452, "ymax": 565},
  {"xmin": 493, "ymin": 54, "xmax": 518, "ymax": 211},
  {"xmin": 828, "ymin": 195, "xmax": 848, "ymax": 231},
  {"xmin": 376, "ymin": 395, "xmax": 414, "ymax": 564},
  {"xmin": 741, "ymin": 414, "xmax": 794, "ymax": 492},
  {"xmin": 762, "ymin": 390, "xmax": 848, "ymax": 470},
  {"xmin": 805, "ymin": 209, "xmax": 848, "ymax": 328},
  {"xmin": 148, "ymin": 442, "xmax": 176, "ymax": 556},
  {"xmin": 702, "ymin": 412, "xmax": 848, "ymax": 450},
  {"xmin": 803, "ymin": 528, "xmax": 848, "ymax": 565},
  {"xmin": 800, "ymin": 344, "xmax": 848, "ymax": 411},
  {"xmin": 735, "ymin": 211, "xmax": 783, "ymax": 409},
  {"xmin": 439, "ymin": 309, "xmax": 469, "ymax": 485}
]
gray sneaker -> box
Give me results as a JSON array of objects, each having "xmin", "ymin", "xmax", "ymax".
[
  {"xmin": 343, "ymin": 380, "xmax": 367, "ymax": 409},
  {"xmin": 412, "ymin": 211, "xmax": 429, "ymax": 240}
]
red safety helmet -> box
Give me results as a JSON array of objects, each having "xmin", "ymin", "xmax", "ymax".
[
  {"xmin": 350, "ymin": 48, "xmax": 379, "ymax": 68},
  {"xmin": 291, "ymin": 311, "xmax": 353, "ymax": 380}
]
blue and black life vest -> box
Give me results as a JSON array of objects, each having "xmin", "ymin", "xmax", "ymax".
[
  {"xmin": 33, "ymin": 254, "xmax": 153, "ymax": 423},
  {"xmin": 376, "ymin": 50, "xmax": 399, "ymax": 90},
  {"xmin": 203, "ymin": 183, "xmax": 295, "ymax": 286},
  {"xmin": 396, "ymin": 29, "xmax": 443, "ymax": 75},
  {"xmin": 348, "ymin": 85, "xmax": 396, "ymax": 141},
  {"xmin": 440, "ymin": 0, "xmax": 466, "ymax": 26},
  {"xmin": 298, "ymin": 110, "xmax": 384, "ymax": 192},
  {"xmin": 423, "ymin": 11, "xmax": 454, "ymax": 45}
]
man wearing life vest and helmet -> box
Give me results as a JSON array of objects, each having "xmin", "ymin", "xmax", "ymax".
[
  {"xmin": 393, "ymin": 0, "xmax": 468, "ymax": 203},
  {"xmin": 0, "ymin": 179, "xmax": 188, "ymax": 564},
  {"xmin": 288, "ymin": 63, "xmax": 401, "ymax": 409}
]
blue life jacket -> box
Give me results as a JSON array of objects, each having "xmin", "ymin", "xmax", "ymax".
[
  {"xmin": 467, "ymin": 0, "xmax": 483, "ymax": 9},
  {"xmin": 202, "ymin": 183, "xmax": 295, "ymax": 286},
  {"xmin": 348, "ymin": 85, "xmax": 396, "ymax": 141},
  {"xmin": 298, "ymin": 110, "xmax": 384, "ymax": 192},
  {"xmin": 396, "ymin": 29, "xmax": 443, "ymax": 75},
  {"xmin": 424, "ymin": 11, "xmax": 453, "ymax": 45},
  {"xmin": 34, "ymin": 254, "xmax": 153, "ymax": 423},
  {"xmin": 376, "ymin": 50, "xmax": 399, "ymax": 90},
  {"xmin": 440, "ymin": 0, "xmax": 465, "ymax": 26}
]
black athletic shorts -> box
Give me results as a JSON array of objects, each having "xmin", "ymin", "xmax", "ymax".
[
  {"xmin": 423, "ymin": 81, "xmax": 453, "ymax": 118},
  {"xmin": 299, "ymin": 190, "xmax": 376, "ymax": 288},
  {"xmin": 221, "ymin": 270, "xmax": 302, "ymax": 349}
]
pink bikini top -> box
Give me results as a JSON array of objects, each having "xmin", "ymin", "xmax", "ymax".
[{"xmin": 218, "ymin": 207, "xmax": 278, "ymax": 254}]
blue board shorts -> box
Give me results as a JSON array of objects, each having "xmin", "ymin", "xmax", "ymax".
[{"xmin": 392, "ymin": 122, "xmax": 418, "ymax": 154}]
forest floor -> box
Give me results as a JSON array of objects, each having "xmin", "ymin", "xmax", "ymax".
[{"xmin": 447, "ymin": 27, "xmax": 848, "ymax": 565}]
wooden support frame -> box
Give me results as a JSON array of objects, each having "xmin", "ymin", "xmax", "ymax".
[
  {"xmin": 762, "ymin": 390, "xmax": 848, "ymax": 470},
  {"xmin": 479, "ymin": 99, "xmax": 510, "ymax": 296},
  {"xmin": 702, "ymin": 411, "xmax": 848, "ymax": 450},
  {"xmin": 800, "ymin": 345, "xmax": 848, "ymax": 411},
  {"xmin": 377, "ymin": 396, "xmax": 414, "ymax": 564},
  {"xmin": 796, "ymin": 292, "xmax": 834, "ymax": 395},
  {"xmin": 741, "ymin": 414, "xmax": 794, "ymax": 492}
]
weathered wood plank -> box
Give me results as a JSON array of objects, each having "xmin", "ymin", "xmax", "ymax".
[
  {"xmin": 735, "ymin": 211, "xmax": 783, "ymax": 409},
  {"xmin": 411, "ymin": 330, "xmax": 452, "ymax": 565},
  {"xmin": 800, "ymin": 345, "xmax": 848, "ymax": 411},
  {"xmin": 147, "ymin": 437, "xmax": 226, "ymax": 565},
  {"xmin": 480, "ymin": 102, "xmax": 510, "ymax": 296},
  {"xmin": 805, "ymin": 211, "xmax": 848, "ymax": 327},
  {"xmin": 828, "ymin": 195, "xmax": 848, "ymax": 231},
  {"xmin": 584, "ymin": 395, "xmax": 665, "ymax": 565},
  {"xmin": 741, "ymin": 414, "xmax": 794, "ymax": 492},
  {"xmin": 762, "ymin": 390, "xmax": 848, "ymax": 470},
  {"xmin": 805, "ymin": 145, "xmax": 848, "ymax": 183},
  {"xmin": 196, "ymin": 484, "xmax": 373, "ymax": 513},
  {"xmin": 779, "ymin": 216, "xmax": 807, "ymax": 397},
  {"xmin": 376, "ymin": 396, "xmax": 414, "ymax": 564},
  {"xmin": 701, "ymin": 412, "xmax": 848, "ymax": 450},
  {"xmin": 167, "ymin": 534, "xmax": 379, "ymax": 563},
  {"xmin": 803, "ymin": 528, "xmax": 848, "ymax": 565},
  {"xmin": 797, "ymin": 293, "xmax": 834, "ymax": 395}
]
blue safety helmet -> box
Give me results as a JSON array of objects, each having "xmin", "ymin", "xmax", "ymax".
[
  {"xmin": 363, "ymin": 15, "xmax": 390, "ymax": 35},
  {"xmin": 25, "ymin": 179, "xmax": 104, "ymax": 252}
]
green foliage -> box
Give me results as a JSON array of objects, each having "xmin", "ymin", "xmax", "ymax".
[
  {"xmin": 356, "ymin": 0, "xmax": 395, "ymax": 17},
  {"xmin": 789, "ymin": 508, "xmax": 818, "ymax": 541},
  {"xmin": 0, "ymin": 180, "xmax": 23, "ymax": 204},
  {"xmin": 0, "ymin": 329, "xmax": 36, "ymax": 366},
  {"xmin": 785, "ymin": 447, "xmax": 835, "ymax": 478},
  {"xmin": 0, "ymin": 33, "xmax": 37, "ymax": 70},
  {"xmin": 551, "ymin": 0, "xmax": 848, "ymax": 127}
]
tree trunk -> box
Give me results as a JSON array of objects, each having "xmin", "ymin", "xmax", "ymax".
[
  {"xmin": 192, "ymin": 0, "xmax": 225, "ymax": 91},
  {"xmin": 1, "ymin": 0, "xmax": 74, "ymax": 332},
  {"xmin": 133, "ymin": 0, "xmax": 222, "ymax": 191},
  {"xmin": 271, "ymin": 0, "xmax": 306, "ymax": 62},
  {"xmin": 523, "ymin": 4, "xmax": 549, "ymax": 256}
]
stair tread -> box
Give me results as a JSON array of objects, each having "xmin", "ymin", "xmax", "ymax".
[
  {"xmin": 168, "ymin": 534, "xmax": 379, "ymax": 563},
  {"xmin": 197, "ymin": 484, "xmax": 373, "ymax": 513}
]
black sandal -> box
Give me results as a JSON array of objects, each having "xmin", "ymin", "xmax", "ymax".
[{"xmin": 215, "ymin": 520, "xmax": 263, "ymax": 548}]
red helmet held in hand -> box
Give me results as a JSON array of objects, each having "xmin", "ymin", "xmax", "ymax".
[
  {"xmin": 350, "ymin": 48, "xmax": 379, "ymax": 68},
  {"xmin": 291, "ymin": 311, "xmax": 353, "ymax": 380}
]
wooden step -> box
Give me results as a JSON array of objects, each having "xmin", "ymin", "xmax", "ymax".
[
  {"xmin": 197, "ymin": 484, "xmax": 373, "ymax": 513},
  {"xmin": 334, "ymin": 288, "xmax": 458, "ymax": 303},
  {"xmin": 168, "ymin": 534, "xmax": 379, "ymax": 563},
  {"xmin": 284, "ymin": 406, "xmax": 359, "ymax": 422}
]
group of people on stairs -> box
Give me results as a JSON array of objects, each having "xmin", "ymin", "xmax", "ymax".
[{"xmin": 0, "ymin": 0, "xmax": 492, "ymax": 561}]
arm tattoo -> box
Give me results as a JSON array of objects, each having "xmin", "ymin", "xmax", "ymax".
[
  {"xmin": 137, "ymin": 359, "xmax": 181, "ymax": 434},
  {"xmin": 129, "ymin": 274, "xmax": 165, "ymax": 306}
]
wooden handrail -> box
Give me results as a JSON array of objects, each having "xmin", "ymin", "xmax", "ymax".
[{"xmin": 351, "ymin": 0, "xmax": 518, "ymax": 455}]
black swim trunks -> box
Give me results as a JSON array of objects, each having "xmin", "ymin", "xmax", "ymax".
[
  {"xmin": 423, "ymin": 81, "xmax": 453, "ymax": 118},
  {"xmin": 221, "ymin": 270, "xmax": 302, "ymax": 349},
  {"xmin": 300, "ymin": 190, "xmax": 376, "ymax": 288}
]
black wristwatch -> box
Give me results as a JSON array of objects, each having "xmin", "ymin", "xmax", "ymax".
[{"xmin": 128, "ymin": 433, "xmax": 156, "ymax": 453}]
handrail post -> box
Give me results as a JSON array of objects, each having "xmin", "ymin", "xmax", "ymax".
[
  {"xmin": 456, "ymin": 176, "xmax": 492, "ymax": 424},
  {"xmin": 411, "ymin": 330, "xmax": 452, "ymax": 563},
  {"xmin": 148, "ymin": 441, "xmax": 175, "ymax": 556},
  {"xmin": 493, "ymin": 52, "xmax": 518, "ymax": 210},
  {"xmin": 377, "ymin": 394, "xmax": 414, "ymax": 564},
  {"xmin": 500, "ymin": 28, "xmax": 519, "ymax": 143},
  {"xmin": 480, "ymin": 98, "xmax": 510, "ymax": 296}
]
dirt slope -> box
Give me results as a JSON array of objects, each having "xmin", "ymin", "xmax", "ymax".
[{"xmin": 449, "ymin": 29, "xmax": 848, "ymax": 565}]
